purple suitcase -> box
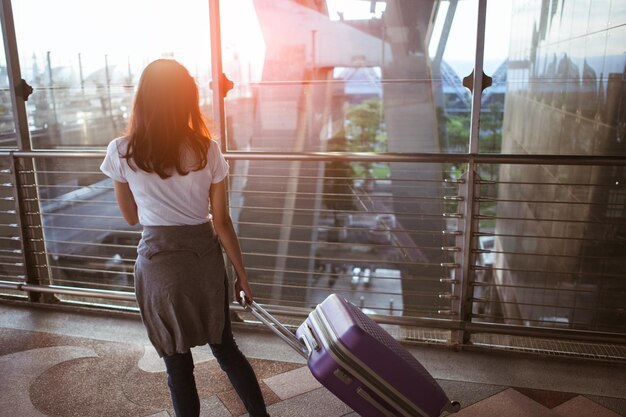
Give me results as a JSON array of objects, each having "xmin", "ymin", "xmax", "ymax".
[{"xmin": 242, "ymin": 293, "xmax": 460, "ymax": 417}]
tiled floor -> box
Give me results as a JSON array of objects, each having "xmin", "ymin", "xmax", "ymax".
[{"xmin": 0, "ymin": 302, "xmax": 625, "ymax": 417}]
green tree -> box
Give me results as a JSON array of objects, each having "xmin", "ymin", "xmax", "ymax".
[
  {"xmin": 322, "ymin": 135, "xmax": 357, "ymax": 224},
  {"xmin": 480, "ymin": 102, "xmax": 503, "ymax": 154},
  {"xmin": 344, "ymin": 98, "xmax": 386, "ymax": 184},
  {"xmin": 345, "ymin": 98, "xmax": 384, "ymax": 151},
  {"xmin": 446, "ymin": 114, "xmax": 471, "ymax": 152}
]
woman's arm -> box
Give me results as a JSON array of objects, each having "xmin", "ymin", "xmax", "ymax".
[
  {"xmin": 209, "ymin": 179, "xmax": 253, "ymax": 304},
  {"xmin": 113, "ymin": 181, "xmax": 139, "ymax": 226}
]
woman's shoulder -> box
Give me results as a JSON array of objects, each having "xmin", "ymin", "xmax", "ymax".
[
  {"xmin": 106, "ymin": 136, "xmax": 129, "ymax": 155},
  {"xmin": 206, "ymin": 138, "xmax": 223, "ymax": 156}
]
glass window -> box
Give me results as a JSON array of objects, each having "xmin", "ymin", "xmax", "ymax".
[
  {"xmin": 0, "ymin": 28, "xmax": 16, "ymax": 147},
  {"xmin": 220, "ymin": 1, "xmax": 478, "ymax": 318},
  {"xmin": 479, "ymin": 0, "xmax": 512, "ymax": 154},
  {"xmin": 474, "ymin": 0, "xmax": 626, "ymax": 334},
  {"xmin": 474, "ymin": 163, "xmax": 626, "ymax": 333},
  {"xmin": 35, "ymin": 156, "xmax": 140, "ymax": 304},
  {"xmin": 221, "ymin": 0, "xmax": 478, "ymax": 154},
  {"xmin": 13, "ymin": 0, "xmax": 213, "ymax": 149},
  {"xmin": 492, "ymin": 0, "xmax": 626, "ymax": 156}
]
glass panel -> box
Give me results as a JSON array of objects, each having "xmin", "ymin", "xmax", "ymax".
[
  {"xmin": 35, "ymin": 156, "xmax": 140, "ymax": 307},
  {"xmin": 479, "ymin": 0, "xmax": 513, "ymax": 154},
  {"xmin": 220, "ymin": 0, "xmax": 477, "ymax": 319},
  {"xmin": 0, "ymin": 27, "xmax": 17, "ymax": 147},
  {"xmin": 13, "ymin": 0, "xmax": 213, "ymax": 149},
  {"xmin": 491, "ymin": 0, "xmax": 626, "ymax": 155},
  {"xmin": 472, "ymin": 163, "xmax": 626, "ymax": 333},
  {"xmin": 221, "ymin": 0, "xmax": 478, "ymax": 153},
  {"xmin": 229, "ymin": 158, "xmax": 462, "ymax": 319}
]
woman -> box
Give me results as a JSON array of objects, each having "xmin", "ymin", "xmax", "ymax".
[{"xmin": 100, "ymin": 59, "xmax": 269, "ymax": 417}]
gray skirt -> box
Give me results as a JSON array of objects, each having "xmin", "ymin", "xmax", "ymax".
[{"xmin": 134, "ymin": 222, "xmax": 226, "ymax": 357}]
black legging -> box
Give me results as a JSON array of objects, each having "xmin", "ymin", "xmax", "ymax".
[{"xmin": 163, "ymin": 280, "xmax": 269, "ymax": 417}]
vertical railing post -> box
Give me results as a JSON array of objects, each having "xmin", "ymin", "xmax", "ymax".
[
  {"xmin": 9, "ymin": 155, "xmax": 50, "ymax": 301},
  {"xmin": 1, "ymin": 0, "xmax": 52, "ymax": 302},
  {"xmin": 452, "ymin": 0, "xmax": 488, "ymax": 345},
  {"xmin": 1, "ymin": 0, "xmax": 29, "ymax": 148},
  {"xmin": 208, "ymin": 0, "xmax": 227, "ymax": 150},
  {"xmin": 453, "ymin": 164, "xmax": 480, "ymax": 345},
  {"xmin": 208, "ymin": 0, "xmax": 240, "ymax": 304}
]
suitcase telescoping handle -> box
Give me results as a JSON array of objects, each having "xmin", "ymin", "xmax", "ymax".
[{"xmin": 240, "ymin": 291, "xmax": 313, "ymax": 359}]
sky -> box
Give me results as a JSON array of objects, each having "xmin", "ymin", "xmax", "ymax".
[
  {"xmin": 13, "ymin": 0, "xmax": 513, "ymax": 82},
  {"xmin": 430, "ymin": 0, "xmax": 513, "ymax": 75},
  {"xmin": 220, "ymin": 0, "xmax": 513, "ymax": 82}
]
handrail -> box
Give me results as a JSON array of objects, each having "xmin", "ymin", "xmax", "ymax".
[{"xmin": 1, "ymin": 149, "xmax": 626, "ymax": 166}]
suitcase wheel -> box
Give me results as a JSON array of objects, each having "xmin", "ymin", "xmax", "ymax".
[{"xmin": 441, "ymin": 400, "xmax": 461, "ymax": 415}]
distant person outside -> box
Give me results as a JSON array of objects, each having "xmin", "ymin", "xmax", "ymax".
[{"xmin": 100, "ymin": 59, "xmax": 269, "ymax": 417}]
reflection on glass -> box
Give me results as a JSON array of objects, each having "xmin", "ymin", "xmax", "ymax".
[
  {"xmin": 229, "ymin": 159, "xmax": 461, "ymax": 317},
  {"xmin": 220, "ymin": 0, "xmax": 478, "ymax": 319},
  {"xmin": 477, "ymin": 163, "xmax": 626, "ymax": 333},
  {"xmin": 0, "ymin": 30, "xmax": 16, "ymax": 147},
  {"xmin": 477, "ymin": 0, "xmax": 512, "ymax": 154},
  {"xmin": 502, "ymin": 0, "xmax": 625, "ymax": 156},
  {"xmin": 35, "ymin": 157, "xmax": 140, "ymax": 301},
  {"xmin": 13, "ymin": 0, "xmax": 213, "ymax": 149},
  {"xmin": 222, "ymin": 0, "xmax": 477, "ymax": 153},
  {"xmin": 469, "ymin": 0, "xmax": 626, "ymax": 333}
]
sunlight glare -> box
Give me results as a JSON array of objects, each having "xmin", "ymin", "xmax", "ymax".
[{"xmin": 220, "ymin": 0, "xmax": 266, "ymax": 83}]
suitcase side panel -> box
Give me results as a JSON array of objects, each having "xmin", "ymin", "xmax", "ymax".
[
  {"xmin": 297, "ymin": 320, "xmax": 400, "ymax": 417},
  {"xmin": 319, "ymin": 294, "xmax": 449, "ymax": 417}
]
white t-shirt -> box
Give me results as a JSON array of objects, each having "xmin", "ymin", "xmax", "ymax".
[{"xmin": 100, "ymin": 136, "xmax": 229, "ymax": 226}]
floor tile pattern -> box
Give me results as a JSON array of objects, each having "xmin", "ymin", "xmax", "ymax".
[{"xmin": 0, "ymin": 316, "xmax": 624, "ymax": 417}]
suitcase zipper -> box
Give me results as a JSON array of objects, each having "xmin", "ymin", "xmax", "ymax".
[{"xmin": 310, "ymin": 307, "xmax": 431, "ymax": 417}]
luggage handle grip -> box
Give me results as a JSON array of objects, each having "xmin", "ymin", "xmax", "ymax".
[
  {"xmin": 240, "ymin": 291, "xmax": 309, "ymax": 359},
  {"xmin": 300, "ymin": 324, "xmax": 319, "ymax": 355}
]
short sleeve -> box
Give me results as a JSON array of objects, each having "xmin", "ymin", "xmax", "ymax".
[
  {"xmin": 210, "ymin": 140, "xmax": 229, "ymax": 184},
  {"xmin": 100, "ymin": 139, "xmax": 127, "ymax": 183}
]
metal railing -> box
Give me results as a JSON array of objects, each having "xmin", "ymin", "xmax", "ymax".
[
  {"xmin": 470, "ymin": 162, "xmax": 626, "ymax": 336},
  {"xmin": 0, "ymin": 157, "xmax": 26, "ymax": 294},
  {"xmin": 0, "ymin": 149, "xmax": 625, "ymax": 357}
]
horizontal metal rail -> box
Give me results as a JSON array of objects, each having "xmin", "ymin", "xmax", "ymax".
[
  {"xmin": 229, "ymin": 190, "xmax": 460, "ymax": 202},
  {"xmin": 472, "ymin": 297, "xmax": 615, "ymax": 312},
  {"xmin": 26, "ymin": 212, "xmax": 122, "ymax": 220},
  {"xmin": 474, "ymin": 250, "xmax": 623, "ymax": 262},
  {"xmin": 36, "ymin": 225, "xmax": 141, "ymax": 235},
  {"xmin": 249, "ymin": 281, "xmax": 442, "ymax": 300},
  {"xmin": 478, "ymin": 199, "xmax": 611, "ymax": 207},
  {"xmin": 241, "ymin": 236, "xmax": 459, "ymax": 254},
  {"xmin": 231, "ymin": 205, "xmax": 459, "ymax": 219},
  {"xmin": 241, "ymin": 251, "xmax": 450, "ymax": 269},
  {"xmin": 476, "ymin": 266, "xmax": 623, "ymax": 279},
  {"xmin": 2, "ymin": 150, "xmax": 626, "ymax": 166},
  {"xmin": 230, "ymin": 173, "xmax": 463, "ymax": 184},
  {"xmin": 0, "ymin": 280, "xmax": 136, "ymax": 301},
  {"xmin": 48, "ymin": 252, "xmax": 136, "ymax": 263},
  {"xmin": 475, "ymin": 231, "xmax": 624, "ymax": 243},
  {"xmin": 233, "ymin": 220, "xmax": 458, "ymax": 236},
  {"xmin": 477, "ymin": 179, "xmax": 625, "ymax": 188},
  {"xmin": 466, "ymin": 321, "xmax": 626, "ymax": 345},
  {"xmin": 472, "ymin": 281, "xmax": 618, "ymax": 295}
]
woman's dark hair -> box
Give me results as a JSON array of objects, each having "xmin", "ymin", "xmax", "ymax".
[{"xmin": 123, "ymin": 59, "xmax": 212, "ymax": 179}]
